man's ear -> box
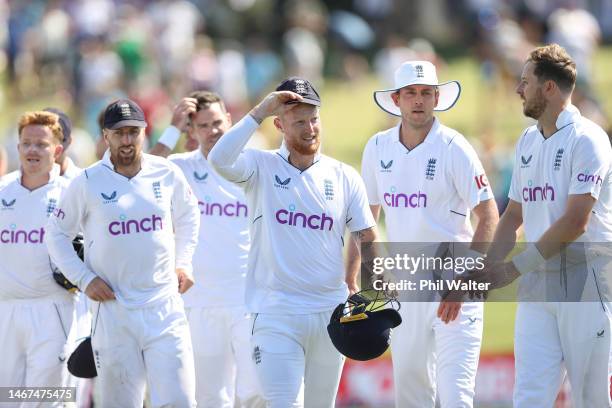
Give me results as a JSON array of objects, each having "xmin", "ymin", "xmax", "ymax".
[
  {"xmin": 544, "ymin": 79, "xmax": 557, "ymax": 95},
  {"xmin": 274, "ymin": 117, "xmax": 283, "ymax": 132},
  {"xmin": 391, "ymin": 92, "xmax": 400, "ymax": 107},
  {"xmin": 102, "ymin": 130, "xmax": 110, "ymax": 147},
  {"xmin": 54, "ymin": 144, "xmax": 64, "ymax": 161}
]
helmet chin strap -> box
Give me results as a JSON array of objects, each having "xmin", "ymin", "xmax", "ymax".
[{"xmin": 343, "ymin": 288, "xmax": 402, "ymax": 319}]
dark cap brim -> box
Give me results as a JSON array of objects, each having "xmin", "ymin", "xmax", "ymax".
[
  {"xmin": 288, "ymin": 97, "xmax": 320, "ymax": 107},
  {"xmin": 106, "ymin": 119, "xmax": 147, "ymax": 130},
  {"xmin": 302, "ymin": 98, "xmax": 321, "ymax": 107}
]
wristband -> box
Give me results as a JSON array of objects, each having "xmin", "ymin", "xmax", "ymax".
[
  {"xmin": 249, "ymin": 113, "xmax": 263, "ymax": 125},
  {"xmin": 157, "ymin": 126, "xmax": 181, "ymax": 150},
  {"xmin": 511, "ymin": 243, "xmax": 546, "ymax": 275}
]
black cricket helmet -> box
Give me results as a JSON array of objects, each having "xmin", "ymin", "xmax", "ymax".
[
  {"xmin": 68, "ymin": 337, "xmax": 97, "ymax": 378},
  {"xmin": 50, "ymin": 234, "xmax": 84, "ymax": 293},
  {"xmin": 327, "ymin": 289, "xmax": 402, "ymax": 361}
]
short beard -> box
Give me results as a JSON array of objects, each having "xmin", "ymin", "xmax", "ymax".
[
  {"xmin": 111, "ymin": 147, "xmax": 139, "ymax": 167},
  {"xmin": 286, "ymin": 138, "xmax": 320, "ymax": 156},
  {"xmin": 523, "ymin": 88, "xmax": 547, "ymax": 120}
]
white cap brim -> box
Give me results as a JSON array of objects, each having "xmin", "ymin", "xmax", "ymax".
[{"xmin": 373, "ymin": 80, "xmax": 461, "ymax": 117}]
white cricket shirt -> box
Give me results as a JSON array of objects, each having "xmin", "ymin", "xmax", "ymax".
[
  {"xmin": 509, "ymin": 104, "xmax": 612, "ymax": 242},
  {"xmin": 209, "ymin": 115, "xmax": 376, "ymax": 314},
  {"xmin": 362, "ymin": 118, "xmax": 493, "ymax": 242},
  {"xmin": 46, "ymin": 152, "xmax": 200, "ymax": 308},
  {"xmin": 0, "ymin": 165, "xmax": 74, "ymax": 300},
  {"xmin": 169, "ymin": 149, "xmax": 249, "ymax": 307}
]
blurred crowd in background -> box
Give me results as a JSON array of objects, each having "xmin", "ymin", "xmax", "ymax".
[{"xmin": 1, "ymin": 0, "xmax": 611, "ymax": 213}]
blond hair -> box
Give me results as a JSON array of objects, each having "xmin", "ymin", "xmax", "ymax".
[{"xmin": 18, "ymin": 111, "xmax": 63, "ymax": 143}]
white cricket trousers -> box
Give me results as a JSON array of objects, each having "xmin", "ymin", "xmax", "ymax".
[
  {"xmin": 391, "ymin": 301, "xmax": 483, "ymax": 408},
  {"xmin": 0, "ymin": 295, "xmax": 76, "ymax": 408},
  {"xmin": 185, "ymin": 306, "xmax": 264, "ymax": 408},
  {"xmin": 91, "ymin": 294, "xmax": 196, "ymax": 408},
  {"xmin": 514, "ymin": 301, "xmax": 612, "ymax": 408},
  {"xmin": 250, "ymin": 311, "xmax": 345, "ymax": 408}
]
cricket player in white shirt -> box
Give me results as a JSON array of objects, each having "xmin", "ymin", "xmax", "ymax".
[
  {"xmin": 0, "ymin": 111, "xmax": 76, "ymax": 406},
  {"xmin": 0, "ymin": 108, "xmax": 80, "ymax": 184},
  {"xmin": 46, "ymin": 99, "xmax": 200, "ymax": 408},
  {"xmin": 208, "ymin": 78, "xmax": 377, "ymax": 408},
  {"xmin": 358, "ymin": 61, "xmax": 499, "ymax": 407},
  {"xmin": 469, "ymin": 44, "xmax": 612, "ymax": 407},
  {"xmin": 152, "ymin": 91, "xmax": 264, "ymax": 408}
]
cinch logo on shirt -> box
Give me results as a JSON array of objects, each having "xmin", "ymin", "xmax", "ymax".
[
  {"xmin": 577, "ymin": 173, "xmax": 603, "ymax": 185},
  {"xmin": 275, "ymin": 204, "xmax": 333, "ymax": 231},
  {"xmin": 383, "ymin": 187, "xmax": 427, "ymax": 208},
  {"xmin": 52, "ymin": 207, "xmax": 65, "ymax": 220},
  {"xmin": 108, "ymin": 214, "xmax": 163, "ymax": 236},
  {"xmin": 0, "ymin": 225, "xmax": 45, "ymax": 243},
  {"xmin": 522, "ymin": 182, "xmax": 555, "ymax": 202},
  {"xmin": 198, "ymin": 198, "xmax": 247, "ymax": 217}
]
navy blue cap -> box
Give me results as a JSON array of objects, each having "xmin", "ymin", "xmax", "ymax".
[
  {"xmin": 103, "ymin": 99, "xmax": 147, "ymax": 130},
  {"xmin": 275, "ymin": 77, "xmax": 321, "ymax": 106}
]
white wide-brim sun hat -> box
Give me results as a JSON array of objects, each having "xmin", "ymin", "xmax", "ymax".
[{"xmin": 373, "ymin": 60, "xmax": 461, "ymax": 116}]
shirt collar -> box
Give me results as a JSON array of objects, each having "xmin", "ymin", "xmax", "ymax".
[
  {"xmin": 195, "ymin": 148, "xmax": 207, "ymax": 163},
  {"xmin": 50, "ymin": 163, "xmax": 61, "ymax": 180},
  {"xmin": 554, "ymin": 103, "xmax": 581, "ymax": 129},
  {"xmin": 395, "ymin": 117, "xmax": 440, "ymax": 145},
  {"xmin": 16, "ymin": 163, "xmax": 61, "ymax": 186},
  {"xmin": 101, "ymin": 149, "xmax": 113, "ymax": 169}
]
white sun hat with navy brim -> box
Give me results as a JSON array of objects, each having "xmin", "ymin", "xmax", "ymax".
[{"xmin": 373, "ymin": 60, "xmax": 461, "ymax": 116}]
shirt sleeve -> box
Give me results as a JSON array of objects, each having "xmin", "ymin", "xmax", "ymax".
[
  {"xmin": 361, "ymin": 136, "xmax": 380, "ymax": 205},
  {"xmin": 569, "ymin": 132, "xmax": 611, "ymax": 199},
  {"xmin": 170, "ymin": 165, "xmax": 200, "ymax": 274},
  {"xmin": 208, "ymin": 115, "xmax": 259, "ymax": 188},
  {"xmin": 46, "ymin": 174, "xmax": 98, "ymax": 291},
  {"xmin": 450, "ymin": 137, "xmax": 494, "ymax": 209},
  {"xmin": 345, "ymin": 165, "xmax": 377, "ymax": 233}
]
